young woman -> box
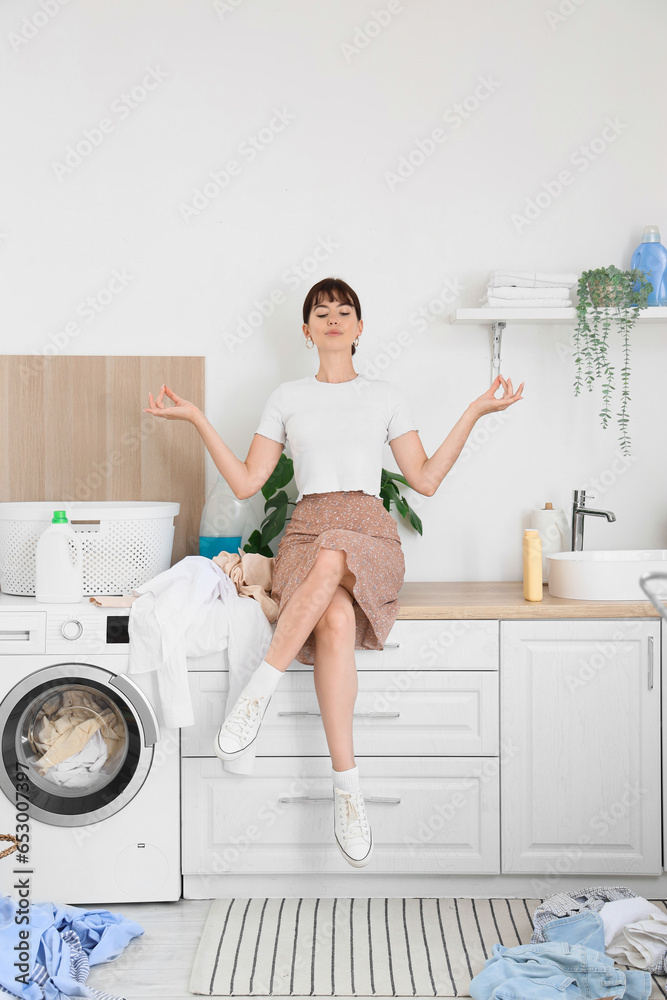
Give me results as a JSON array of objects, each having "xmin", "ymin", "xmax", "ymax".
[{"xmin": 143, "ymin": 276, "xmax": 525, "ymax": 869}]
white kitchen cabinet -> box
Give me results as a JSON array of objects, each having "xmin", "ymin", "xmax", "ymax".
[
  {"xmin": 181, "ymin": 755, "xmax": 500, "ymax": 875},
  {"xmin": 500, "ymin": 619, "xmax": 661, "ymax": 874},
  {"xmin": 182, "ymin": 612, "xmax": 665, "ymax": 895},
  {"xmin": 183, "ymin": 668, "xmax": 499, "ymax": 757}
]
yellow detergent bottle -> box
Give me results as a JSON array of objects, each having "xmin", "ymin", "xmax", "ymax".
[{"xmin": 523, "ymin": 528, "xmax": 543, "ymax": 602}]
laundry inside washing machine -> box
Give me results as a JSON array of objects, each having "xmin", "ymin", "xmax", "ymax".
[
  {"xmin": 19, "ymin": 682, "xmax": 129, "ymax": 792},
  {"xmin": 1, "ymin": 662, "xmax": 153, "ymax": 827}
]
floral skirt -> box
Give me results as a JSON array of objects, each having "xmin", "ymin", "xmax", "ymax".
[{"xmin": 270, "ymin": 490, "xmax": 405, "ymax": 665}]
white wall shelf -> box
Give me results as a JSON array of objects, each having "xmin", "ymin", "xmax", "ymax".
[{"xmin": 449, "ymin": 306, "xmax": 667, "ymax": 381}]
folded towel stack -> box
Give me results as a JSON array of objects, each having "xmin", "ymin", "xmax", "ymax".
[{"xmin": 481, "ymin": 270, "xmax": 578, "ymax": 308}]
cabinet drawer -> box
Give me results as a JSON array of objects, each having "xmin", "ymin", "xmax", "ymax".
[
  {"xmin": 356, "ymin": 619, "xmax": 498, "ymax": 671},
  {"xmin": 186, "ymin": 620, "xmax": 499, "ymax": 673},
  {"xmin": 181, "ymin": 756, "xmax": 500, "ymax": 874},
  {"xmin": 183, "ymin": 669, "xmax": 499, "ymax": 757}
]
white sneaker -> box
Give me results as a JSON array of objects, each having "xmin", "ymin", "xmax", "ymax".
[
  {"xmin": 214, "ymin": 689, "xmax": 272, "ymax": 761},
  {"xmin": 334, "ymin": 787, "xmax": 374, "ymax": 867}
]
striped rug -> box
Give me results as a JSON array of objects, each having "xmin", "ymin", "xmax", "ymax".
[{"xmin": 189, "ymin": 897, "xmax": 667, "ymax": 997}]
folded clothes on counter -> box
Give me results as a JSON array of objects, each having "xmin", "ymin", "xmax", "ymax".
[{"xmin": 0, "ymin": 894, "xmax": 143, "ymax": 1000}]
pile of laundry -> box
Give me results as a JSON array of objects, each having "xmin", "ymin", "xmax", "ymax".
[
  {"xmin": 0, "ymin": 894, "xmax": 142, "ymax": 1000},
  {"xmin": 470, "ymin": 886, "xmax": 667, "ymax": 1000},
  {"xmin": 90, "ymin": 551, "xmax": 278, "ymax": 774},
  {"xmin": 28, "ymin": 689, "xmax": 125, "ymax": 789},
  {"xmin": 480, "ymin": 270, "xmax": 578, "ymax": 307}
]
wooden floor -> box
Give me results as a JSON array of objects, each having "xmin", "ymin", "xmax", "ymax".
[{"xmin": 86, "ymin": 899, "xmax": 213, "ymax": 1000}]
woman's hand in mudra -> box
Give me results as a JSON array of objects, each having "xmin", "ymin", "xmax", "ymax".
[
  {"xmin": 471, "ymin": 374, "xmax": 525, "ymax": 417},
  {"xmin": 143, "ymin": 384, "xmax": 201, "ymax": 422}
]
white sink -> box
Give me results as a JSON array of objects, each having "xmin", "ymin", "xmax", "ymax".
[{"xmin": 547, "ymin": 549, "xmax": 667, "ymax": 600}]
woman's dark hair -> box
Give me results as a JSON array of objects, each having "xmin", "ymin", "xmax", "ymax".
[{"xmin": 302, "ymin": 277, "xmax": 362, "ymax": 356}]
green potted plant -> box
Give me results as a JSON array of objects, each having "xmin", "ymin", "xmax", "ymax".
[
  {"xmin": 243, "ymin": 454, "xmax": 423, "ymax": 557},
  {"xmin": 573, "ymin": 264, "xmax": 653, "ymax": 455}
]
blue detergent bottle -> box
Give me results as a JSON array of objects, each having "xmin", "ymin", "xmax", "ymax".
[
  {"xmin": 199, "ymin": 475, "xmax": 258, "ymax": 558},
  {"xmin": 630, "ymin": 225, "xmax": 667, "ymax": 306}
]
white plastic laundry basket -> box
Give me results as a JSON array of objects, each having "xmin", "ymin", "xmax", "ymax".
[{"xmin": 0, "ymin": 501, "xmax": 180, "ymax": 596}]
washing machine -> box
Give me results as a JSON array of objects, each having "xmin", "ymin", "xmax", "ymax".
[{"xmin": 0, "ymin": 593, "xmax": 180, "ymax": 904}]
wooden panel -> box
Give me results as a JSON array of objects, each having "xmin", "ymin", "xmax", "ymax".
[{"xmin": 0, "ymin": 355, "xmax": 205, "ymax": 565}]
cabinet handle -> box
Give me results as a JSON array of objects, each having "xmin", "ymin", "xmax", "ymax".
[
  {"xmin": 277, "ymin": 711, "xmax": 401, "ymax": 718},
  {"xmin": 278, "ymin": 795, "xmax": 401, "ymax": 804},
  {"xmin": 382, "ymin": 642, "xmax": 400, "ymax": 648},
  {"xmin": 648, "ymin": 635, "xmax": 654, "ymax": 690}
]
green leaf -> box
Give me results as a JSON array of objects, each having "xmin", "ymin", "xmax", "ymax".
[
  {"xmin": 262, "ymin": 454, "xmax": 294, "ymax": 500},
  {"xmin": 242, "ymin": 528, "xmax": 264, "ymax": 554},
  {"xmin": 394, "ymin": 495, "xmax": 409, "ymax": 518},
  {"xmin": 407, "ymin": 505, "xmax": 423, "ymax": 534}
]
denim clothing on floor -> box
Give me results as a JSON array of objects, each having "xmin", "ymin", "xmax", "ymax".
[
  {"xmin": 469, "ymin": 910, "xmax": 651, "ymax": 1000},
  {"xmin": 532, "ymin": 887, "xmax": 637, "ymax": 944}
]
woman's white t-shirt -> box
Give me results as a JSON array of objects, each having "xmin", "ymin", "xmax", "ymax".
[{"xmin": 255, "ymin": 374, "xmax": 418, "ymax": 502}]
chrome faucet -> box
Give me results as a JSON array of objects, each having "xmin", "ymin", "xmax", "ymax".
[{"xmin": 571, "ymin": 489, "xmax": 616, "ymax": 551}]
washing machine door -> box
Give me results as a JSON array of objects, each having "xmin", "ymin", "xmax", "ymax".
[{"xmin": 0, "ymin": 662, "xmax": 159, "ymax": 827}]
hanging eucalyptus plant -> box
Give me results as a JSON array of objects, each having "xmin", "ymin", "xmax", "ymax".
[
  {"xmin": 243, "ymin": 454, "xmax": 423, "ymax": 557},
  {"xmin": 573, "ymin": 264, "xmax": 653, "ymax": 455}
]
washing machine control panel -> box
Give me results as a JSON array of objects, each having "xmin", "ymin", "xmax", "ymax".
[
  {"xmin": 61, "ymin": 619, "xmax": 83, "ymax": 641},
  {"xmin": 44, "ymin": 608, "xmax": 129, "ymax": 652},
  {"xmin": 0, "ymin": 599, "xmax": 130, "ymax": 653}
]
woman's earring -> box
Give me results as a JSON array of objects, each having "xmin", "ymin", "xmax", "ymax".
[
  {"xmin": 353, "ymin": 337, "xmax": 360, "ymax": 348},
  {"xmin": 305, "ymin": 337, "xmax": 314, "ymax": 349}
]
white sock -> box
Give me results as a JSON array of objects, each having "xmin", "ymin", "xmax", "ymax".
[
  {"xmin": 244, "ymin": 659, "xmax": 284, "ymax": 698},
  {"xmin": 332, "ymin": 764, "xmax": 360, "ymax": 794}
]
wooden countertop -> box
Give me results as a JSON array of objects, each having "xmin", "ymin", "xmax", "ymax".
[{"xmin": 396, "ymin": 581, "xmax": 663, "ymax": 619}]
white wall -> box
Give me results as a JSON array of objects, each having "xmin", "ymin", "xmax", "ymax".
[{"xmin": 2, "ymin": 0, "xmax": 666, "ymax": 580}]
